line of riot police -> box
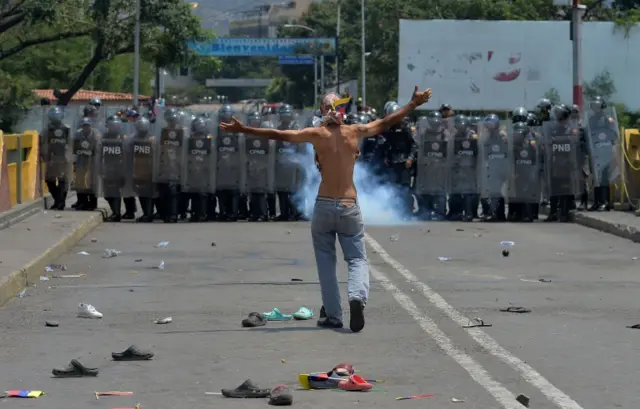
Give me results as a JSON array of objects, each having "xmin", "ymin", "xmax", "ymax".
[
  {"xmin": 350, "ymin": 97, "xmax": 619, "ymax": 223},
  {"xmin": 40, "ymin": 100, "xmax": 315, "ymax": 223}
]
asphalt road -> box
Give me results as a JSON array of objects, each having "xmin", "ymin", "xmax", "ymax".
[{"xmin": 0, "ymin": 219, "xmax": 638, "ymax": 409}]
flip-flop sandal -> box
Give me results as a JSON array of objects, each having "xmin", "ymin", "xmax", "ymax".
[
  {"xmin": 626, "ymin": 324, "xmax": 640, "ymax": 329},
  {"xmin": 338, "ymin": 375, "xmax": 372, "ymax": 391},
  {"xmin": 262, "ymin": 308, "xmax": 292, "ymax": 321},
  {"xmin": 52, "ymin": 359, "xmax": 99, "ymax": 377},
  {"xmin": 463, "ymin": 318, "xmax": 492, "ymax": 328},
  {"xmin": 269, "ymin": 384, "xmax": 293, "ymax": 406},
  {"xmin": 221, "ymin": 379, "xmax": 271, "ymax": 398},
  {"xmin": 242, "ymin": 312, "xmax": 267, "ymax": 327},
  {"xmin": 293, "ymin": 306, "xmax": 313, "ymax": 320},
  {"xmin": 112, "ymin": 345, "xmax": 154, "ymax": 361},
  {"xmin": 499, "ymin": 307, "xmax": 531, "ymax": 313}
]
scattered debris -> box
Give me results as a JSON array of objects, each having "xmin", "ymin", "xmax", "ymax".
[
  {"xmin": 502, "ymin": 249, "xmax": 510, "ymax": 257},
  {"xmin": 45, "ymin": 264, "xmax": 67, "ymax": 273},
  {"xmin": 211, "ymin": 242, "xmax": 216, "ymax": 247},
  {"xmin": 54, "ymin": 214, "xmax": 62, "ymax": 219},
  {"xmin": 205, "ymin": 392, "xmax": 223, "ymax": 395},
  {"xmin": 474, "ymin": 233, "xmax": 482, "ymax": 237},
  {"xmin": 626, "ymin": 324, "xmax": 640, "ymax": 329},
  {"xmin": 155, "ymin": 241, "xmax": 170, "ymax": 248},
  {"xmin": 221, "ymin": 379, "xmax": 271, "ymax": 398},
  {"xmin": 154, "ymin": 316, "xmax": 172, "ymax": 324},
  {"xmin": 456, "ymin": 228, "xmax": 464, "ymax": 232},
  {"xmin": 291, "ymin": 278, "xmax": 303, "ymax": 282},
  {"xmin": 281, "ymin": 359, "xmax": 286, "ymax": 363},
  {"xmin": 500, "ymin": 307, "xmax": 531, "ymax": 314},
  {"xmin": 286, "ymin": 230, "xmax": 291, "ymax": 235},
  {"xmin": 53, "ymin": 274, "xmax": 87, "ymax": 279},
  {"xmin": 78, "ymin": 303, "xmax": 103, "ymax": 319},
  {"xmin": 242, "ymin": 312, "xmax": 266, "ymax": 327},
  {"xmin": 557, "ymin": 252, "xmax": 564, "ymax": 256},
  {"xmin": 4, "ymin": 390, "xmax": 44, "ymax": 398},
  {"xmin": 438, "ymin": 256, "xmax": 452, "ymax": 262},
  {"xmin": 516, "ymin": 393, "xmax": 530, "ymax": 407},
  {"xmin": 538, "ymin": 278, "xmax": 551, "ymax": 283},
  {"xmin": 77, "ymin": 251, "xmax": 90, "ymax": 256},
  {"xmin": 463, "ymin": 317, "xmax": 492, "ymax": 328},
  {"xmin": 389, "ymin": 234, "xmax": 399, "ymax": 242},
  {"xmin": 500, "ymin": 241, "xmax": 515, "ymax": 247},
  {"xmin": 18, "ymin": 289, "xmax": 26, "ymax": 298},
  {"xmin": 633, "ymin": 257, "xmax": 638, "ymax": 260},
  {"xmin": 91, "ymin": 238, "xmax": 97, "ymax": 242},
  {"xmin": 112, "ymin": 345, "xmax": 154, "ymax": 361},
  {"xmin": 40, "ymin": 276, "xmax": 50, "ymax": 281},
  {"xmin": 451, "ymin": 397, "xmax": 465, "ymax": 403},
  {"xmin": 134, "ymin": 259, "xmax": 143, "ymax": 262},
  {"xmin": 52, "ymin": 359, "xmax": 98, "ymax": 377},
  {"xmin": 45, "ymin": 320, "xmax": 59, "ymax": 327},
  {"xmin": 269, "ymin": 384, "xmax": 293, "ymax": 406},
  {"xmin": 396, "ymin": 393, "xmax": 434, "ymax": 400},
  {"xmin": 95, "ymin": 391, "xmax": 133, "ymax": 399},
  {"xmin": 103, "ymin": 249, "xmax": 121, "ymax": 258},
  {"xmin": 157, "ymin": 260, "xmax": 165, "ymax": 270}
]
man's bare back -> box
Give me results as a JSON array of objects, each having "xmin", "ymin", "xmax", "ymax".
[{"xmin": 219, "ymin": 86, "xmax": 432, "ymax": 200}]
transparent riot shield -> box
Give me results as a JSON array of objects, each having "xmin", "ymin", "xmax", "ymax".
[
  {"xmin": 157, "ymin": 116, "xmax": 187, "ymax": 186},
  {"xmin": 214, "ymin": 113, "xmax": 246, "ymax": 192},
  {"xmin": 131, "ymin": 132, "xmax": 158, "ymax": 201},
  {"xmin": 72, "ymin": 123, "xmax": 101, "ymax": 195},
  {"xmin": 415, "ymin": 118, "xmax": 450, "ymax": 195},
  {"xmin": 183, "ymin": 132, "xmax": 215, "ymax": 194},
  {"xmin": 542, "ymin": 121, "xmax": 581, "ymax": 197},
  {"xmin": 244, "ymin": 121, "xmax": 275, "ymax": 195},
  {"xmin": 507, "ymin": 126, "xmax": 541, "ymax": 203},
  {"xmin": 478, "ymin": 124, "xmax": 509, "ymax": 199},
  {"xmin": 99, "ymin": 135, "xmax": 127, "ymax": 198},
  {"xmin": 448, "ymin": 122, "xmax": 479, "ymax": 195},
  {"xmin": 585, "ymin": 104, "xmax": 620, "ymax": 187},
  {"xmin": 42, "ymin": 109, "xmax": 73, "ymax": 187}
]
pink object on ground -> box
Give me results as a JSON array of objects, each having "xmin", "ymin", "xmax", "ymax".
[{"xmin": 338, "ymin": 374, "xmax": 372, "ymax": 391}]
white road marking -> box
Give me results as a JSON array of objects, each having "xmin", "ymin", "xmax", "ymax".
[
  {"xmin": 369, "ymin": 265, "xmax": 522, "ymax": 408},
  {"xmin": 365, "ymin": 233, "xmax": 585, "ymax": 409}
]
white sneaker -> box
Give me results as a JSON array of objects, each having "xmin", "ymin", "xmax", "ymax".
[{"xmin": 78, "ymin": 303, "xmax": 103, "ymax": 319}]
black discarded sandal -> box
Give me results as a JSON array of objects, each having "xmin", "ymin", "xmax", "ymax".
[
  {"xmin": 242, "ymin": 312, "xmax": 267, "ymax": 328},
  {"xmin": 626, "ymin": 324, "xmax": 640, "ymax": 329},
  {"xmin": 52, "ymin": 359, "xmax": 99, "ymax": 377},
  {"xmin": 499, "ymin": 307, "xmax": 532, "ymax": 314},
  {"xmin": 221, "ymin": 379, "xmax": 271, "ymax": 398},
  {"xmin": 463, "ymin": 318, "xmax": 492, "ymax": 328},
  {"xmin": 112, "ymin": 345, "xmax": 154, "ymax": 361},
  {"xmin": 269, "ymin": 384, "xmax": 293, "ymax": 406}
]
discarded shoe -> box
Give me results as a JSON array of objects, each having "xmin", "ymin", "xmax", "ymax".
[
  {"xmin": 112, "ymin": 345, "xmax": 154, "ymax": 361},
  {"xmin": 298, "ymin": 373, "xmax": 344, "ymax": 390},
  {"xmin": 221, "ymin": 379, "xmax": 271, "ymax": 398},
  {"xmin": 499, "ymin": 307, "xmax": 531, "ymax": 314},
  {"xmin": 316, "ymin": 306, "xmax": 343, "ymax": 329},
  {"xmin": 262, "ymin": 308, "xmax": 292, "ymax": 321},
  {"xmin": 338, "ymin": 375, "xmax": 372, "ymax": 391},
  {"xmin": 52, "ymin": 359, "xmax": 99, "ymax": 377},
  {"xmin": 269, "ymin": 384, "xmax": 293, "ymax": 406},
  {"xmin": 242, "ymin": 312, "xmax": 267, "ymax": 328},
  {"xmin": 78, "ymin": 303, "xmax": 103, "ymax": 319},
  {"xmin": 293, "ymin": 306, "xmax": 313, "ymax": 320}
]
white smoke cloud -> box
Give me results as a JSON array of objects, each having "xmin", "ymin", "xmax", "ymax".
[{"xmin": 291, "ymin": 143, "xmax": 411, "ymax": 226}]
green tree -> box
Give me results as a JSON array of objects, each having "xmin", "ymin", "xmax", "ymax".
[
  {"xmin": 0, "ymin": 70, "xmax": 36, "ymax": 131},
  {"xmin": 544, "ymin": 88, "xmax": 561, "ymax": 105}
]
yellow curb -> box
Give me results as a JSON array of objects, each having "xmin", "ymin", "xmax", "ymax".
[{"xmin": 0, "ymin": 211, "xmax": 105, "ymax": 307}]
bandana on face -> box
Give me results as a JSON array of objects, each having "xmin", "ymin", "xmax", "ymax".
[{"xmin": 320, "ymin": 93, "xmax": 347, "ymax": 126}]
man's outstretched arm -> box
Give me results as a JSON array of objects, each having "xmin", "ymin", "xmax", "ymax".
[
  {"xmin": 242, "ymin": 126, "xmax": 319, "ymax": 143},
  {"xmin": 355, "ymin": 86, "xmax": 431, "ymax": 139}
]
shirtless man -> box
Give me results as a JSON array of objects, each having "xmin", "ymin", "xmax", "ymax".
[{"xmin": 220, "ymin": 86, "xmax": 432, "ymax": 332}]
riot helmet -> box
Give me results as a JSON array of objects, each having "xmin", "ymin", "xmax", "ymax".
[
  {"xmin": 536, "ymin": 98, "xmax": 552, "ymax": 121},
  {"xmin": 426, "ymin": 111, "xmax": 443, "ymax": 132},
  {"xmin": 512, "ymin": 121, "xmax": 529, "ymax": 137},
  {"xmin": 453, "ymin": 114, "xmax": 469, "ymax": 132},
  {"xmin": 247, "ymin": 111, "xmax": 262, "ymax": 128},
  {"xmin": 526, "ymin": 112, "xmax": 540, "ymax": 127},
  {"xmin": 590, "ymin": 96, "xmax": 605, "ymax": 112},
  {"xmin": 384, "ymin": 101, "xmax": 399, "ymax": 117},
  {"xmin": 313, "ymin": 109, "xmax": 322, "ymax": 118},
  {"xmin": 344, "ymin": 113, "xmax": 359, "ymax": 125},
  {"xmin": 483, "ymin": 114, "xmax": 500, "ymax": 131},
  {"xmin": 357, "ymin": 113, "xmax": 370, "ymax": 124},
  {"xmin": 164, "ymin": 108, "xmax": 179, "ymax": 125},
  {"xmin": 80, "ymin": 117, "xmax": 93, "ymax": 136},
  {"xmin": 105, "ymin": 115, "xmax": 122, "ymax": 135},
  {"xmin": 83, "ymin": 104, "xmax": 98, "ymax": 119},
  {"xmin": 89, "ymin": 97, "xmax": 102, "ymax": 108},
  {"xmin": 47, "ymin": 107, "xmax": 64, "ymax": 126},
  {"xmin": 279, "ymin": 104, "xmax": 293, "ymax": 117},
  {"xmin": 468, "ymin": 116, "xmax": 481, "ymax": 132},
  {"xmin": 570, "ymin": 104, "xmax": 580, "ymax": 120},
  {"xmin": 370, "ymin": 108, "xmax": 377, "ymax": 118},
  {"xmin": 439, "ymin": 103, "xmax": 453, "ymax": 118},
  {"xmin": 199, "ymin": 112, "xmax": 210, "ymax": 119},
  {"xmin": 218, "ymin": 104, "xmax": 233, "ymax": 122},
  {"xmin": 191, "ymin": 117, "xmax": 208, "ymax": 134},
  {"xmin": 552, "ymin": 104, "xmax": 571, "ymax": 121},
  {"xmin": 512, "ymin": 107, "xmax": 528, "ymax": 123},
  {"xmin": 134, "ymin": 116, "xmax": 150, "ymax": 136}
]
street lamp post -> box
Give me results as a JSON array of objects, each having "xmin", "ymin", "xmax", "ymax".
[
  {"xmin": 283, "ymin": 24, "xmax": 320, "ymax": 104},
  {"xmin": 133, "ymin": 0, "xmax": 141, "ymax": 107},
  {"xmin": 361, "ymin": 0, "xmax": 366, "ymax": 107},
  {"xmin": 336, "ymin": 0, "xmax": 341, "ymax": 94}
]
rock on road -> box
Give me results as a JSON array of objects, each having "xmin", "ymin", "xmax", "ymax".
[{"xmin": 0, "ymin": 220, "xmax": 638, "ymax": 409}]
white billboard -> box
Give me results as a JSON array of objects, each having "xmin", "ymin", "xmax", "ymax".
[{"xmin": 399, "ymin": 20, "xmax": 640, "ymax": 111}]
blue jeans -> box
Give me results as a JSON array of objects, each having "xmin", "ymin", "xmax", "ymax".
[{"xmin": 311, "ymin": 198, "xmax": 369, "ymax": 321}]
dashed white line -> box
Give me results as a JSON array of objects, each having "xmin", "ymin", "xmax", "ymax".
[{"xmin": 365, "ymin": 233, "xmax": 584, "ymax": 409}]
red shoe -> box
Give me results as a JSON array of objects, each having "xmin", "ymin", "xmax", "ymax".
[{"xmin": 338, "ymin": 375, "xmax": 372, "ymax": 391}]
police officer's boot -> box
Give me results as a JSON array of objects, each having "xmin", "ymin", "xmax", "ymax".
[
  {"xmin": 276, "ymin": 192, "xmax": 289, "ymax": 221},
  {"xmin": 106, "ymin": 198, "xmax": 122, "ymax": 222},
  {"xmin": 522, "ymin": 203, "xmax": 534, "ymax": 223},
  {"xmin": 267, "ymin": 194, "xmax": 277, "ymax": 220},
  {"xmin": 123, "ymin": 197, "xmax": 136, "ymax": 220},
  {"xmin": 56, "ymin": 187, "xmax": 68, "ymax": 210},
  {"xmin": 578, "ymin": 190, "xmax": 589, "ymax": 211},
  {"xmin": 431, "ymin": 196, "xmax": 446, "ymax": 221},
  {"xmin": 238, "ymin": 194, "xmax": 249, "ymax": 220},
  {"xmin": 589, "ymin": 187, "xmax": 602, "ymax": 211},
  {"xmin": 206, "ymin": 194, "xmax": 217, "ymax": 221},
  {"xmin": 164, "ymin": 185, "xmax": 178, "ymax": 223},
  {"xmin": 598, "ymin": 186, "xmax": 611, "ymax": 211},
  {"xmin": 228, "ymin": 191, "xmax": 239, "ymax": 222},
  {"xmin": 545, "ymin": 196, "xmax": 559, "ymax": 222},
  {"xmin": 189, "ymin": 194, "xmax": 200, "ymax": 222},
  {"xmin": 153, "ymin": 198, "xmax": 163, "ymax": 220},
  {"xmin": 480, "ymin": 198, "xmax": 491, "ymax": 219},
  {"xmin": 447, "ymin": 195, "xmax": 463, "ymax": 221},
  {"xmin": 86, "ymin": 194, "xmax": 97, "ymax": 211},
  {"xmin": 463, "ymin": 195, "xmax": 475, "ymax": 222},
  {"xmin": 136, "ymin": 198, "xmax": 152, "ymax": 222},
  {"xmin": 471, "ymin": 194, "xmax": 480, "ymax": 219},
  {"xmin": 558, "ymin": 196, "xmax": 571, "ymax": 222}
]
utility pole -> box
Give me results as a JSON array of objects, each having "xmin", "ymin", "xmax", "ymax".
[
  {"xmin": 133, "ymin": 0, "xmax": 141, "ymax": 107},
  {"xmin": 361, "ymin": 0, "xmax": 366, "ymax": 107},
  {"xmin": 336, "ymin": 0, "xmax": 341, "ymax": 94},
  {"xmin": 571, "ymin": 0, "xmax": 586, "ymax": 110}
]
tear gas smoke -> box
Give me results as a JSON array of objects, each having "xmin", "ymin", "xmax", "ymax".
[{"xmin": 290, "ymin": 143, "xmax": 411, "ymax": 226}]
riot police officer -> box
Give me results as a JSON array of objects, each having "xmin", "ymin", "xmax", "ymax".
[
  {"xmin": 448, "ymin": 114, "xmax": 479, "ymax": 221},
  {"xmin": 381, "ymin": 102, "xmax": 417, "ymax": 219},
  {"xmin": 509, "ymin": 120, "xmax": 540, "ymax": 222},
  {"xmin": 72, "ymin": 117, "xmax": 100, "ymax": 212},
  {"xmin": 468, "ymin": 116, "xmax": 483, "ymax": 218},
  {"xmin": 215, "ymin": 104, "xmax": 242, "ymax": 221},
  {"xmin": 507, "ymin": 107, "xmax": 529, "ymax": 221},
  {"xmin": 130, "ymin": 116, "xmax": 156, "ymax": 223},
  {"xmin": 157, "ymin": 108, "xmax": 186, "ymax": 223},
  {"xmin": 100, "ymin": 116, "xmax": 128, "ymax": 221},
  {"xmin": 273, "ymin": 104, "xmax": 301, "ymax": 221},
  {"xmin": 245, "ymin": 111, "xmax": 274, "ymax": 221},
  {"xmin": 184, "ymin": 117, "xmax": 214, "ymax": 222},
  {"xmin": 41, "ymin": 107, "xmax": 72, "ymax": 210},
  {"xmin": 72, "ymin": 104, "xmax": 101, "ymax": 211},
  {"xmin": 479, "ymin": 114, "xmax": 508, "ymax": 222},
  {"xmin": 527, "ymin": 111, "xmax": 543, "ymax": 219},
  {"xmin": 415, "ymin": 111, "xmax": 449, "ymax": 220}
]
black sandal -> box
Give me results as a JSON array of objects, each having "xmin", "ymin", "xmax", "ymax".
[
  {"xmin": 221, "ymin": 379, "xmax": 271, "ymax": 398},
  {"xmin": 269, "ymin": 384, "xmax": 293, "ymax": 406},
  {"xmin": 242, "ymin": 312, "xmax": 267, "ymax": 328},
  {"xmin": 112, "ymin": 345, "xmax": 154, "ymax": 361},
  {"xmin": 463, "ymin": 318, "xmax": 492, "ymax": 328},
  {"xmin": 52, "ymin": 359, "xmax": 99, "ymax": 377},
  {"xmin": 499, "ymin": 307, "xmax": 531, "ymax": 314}
]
